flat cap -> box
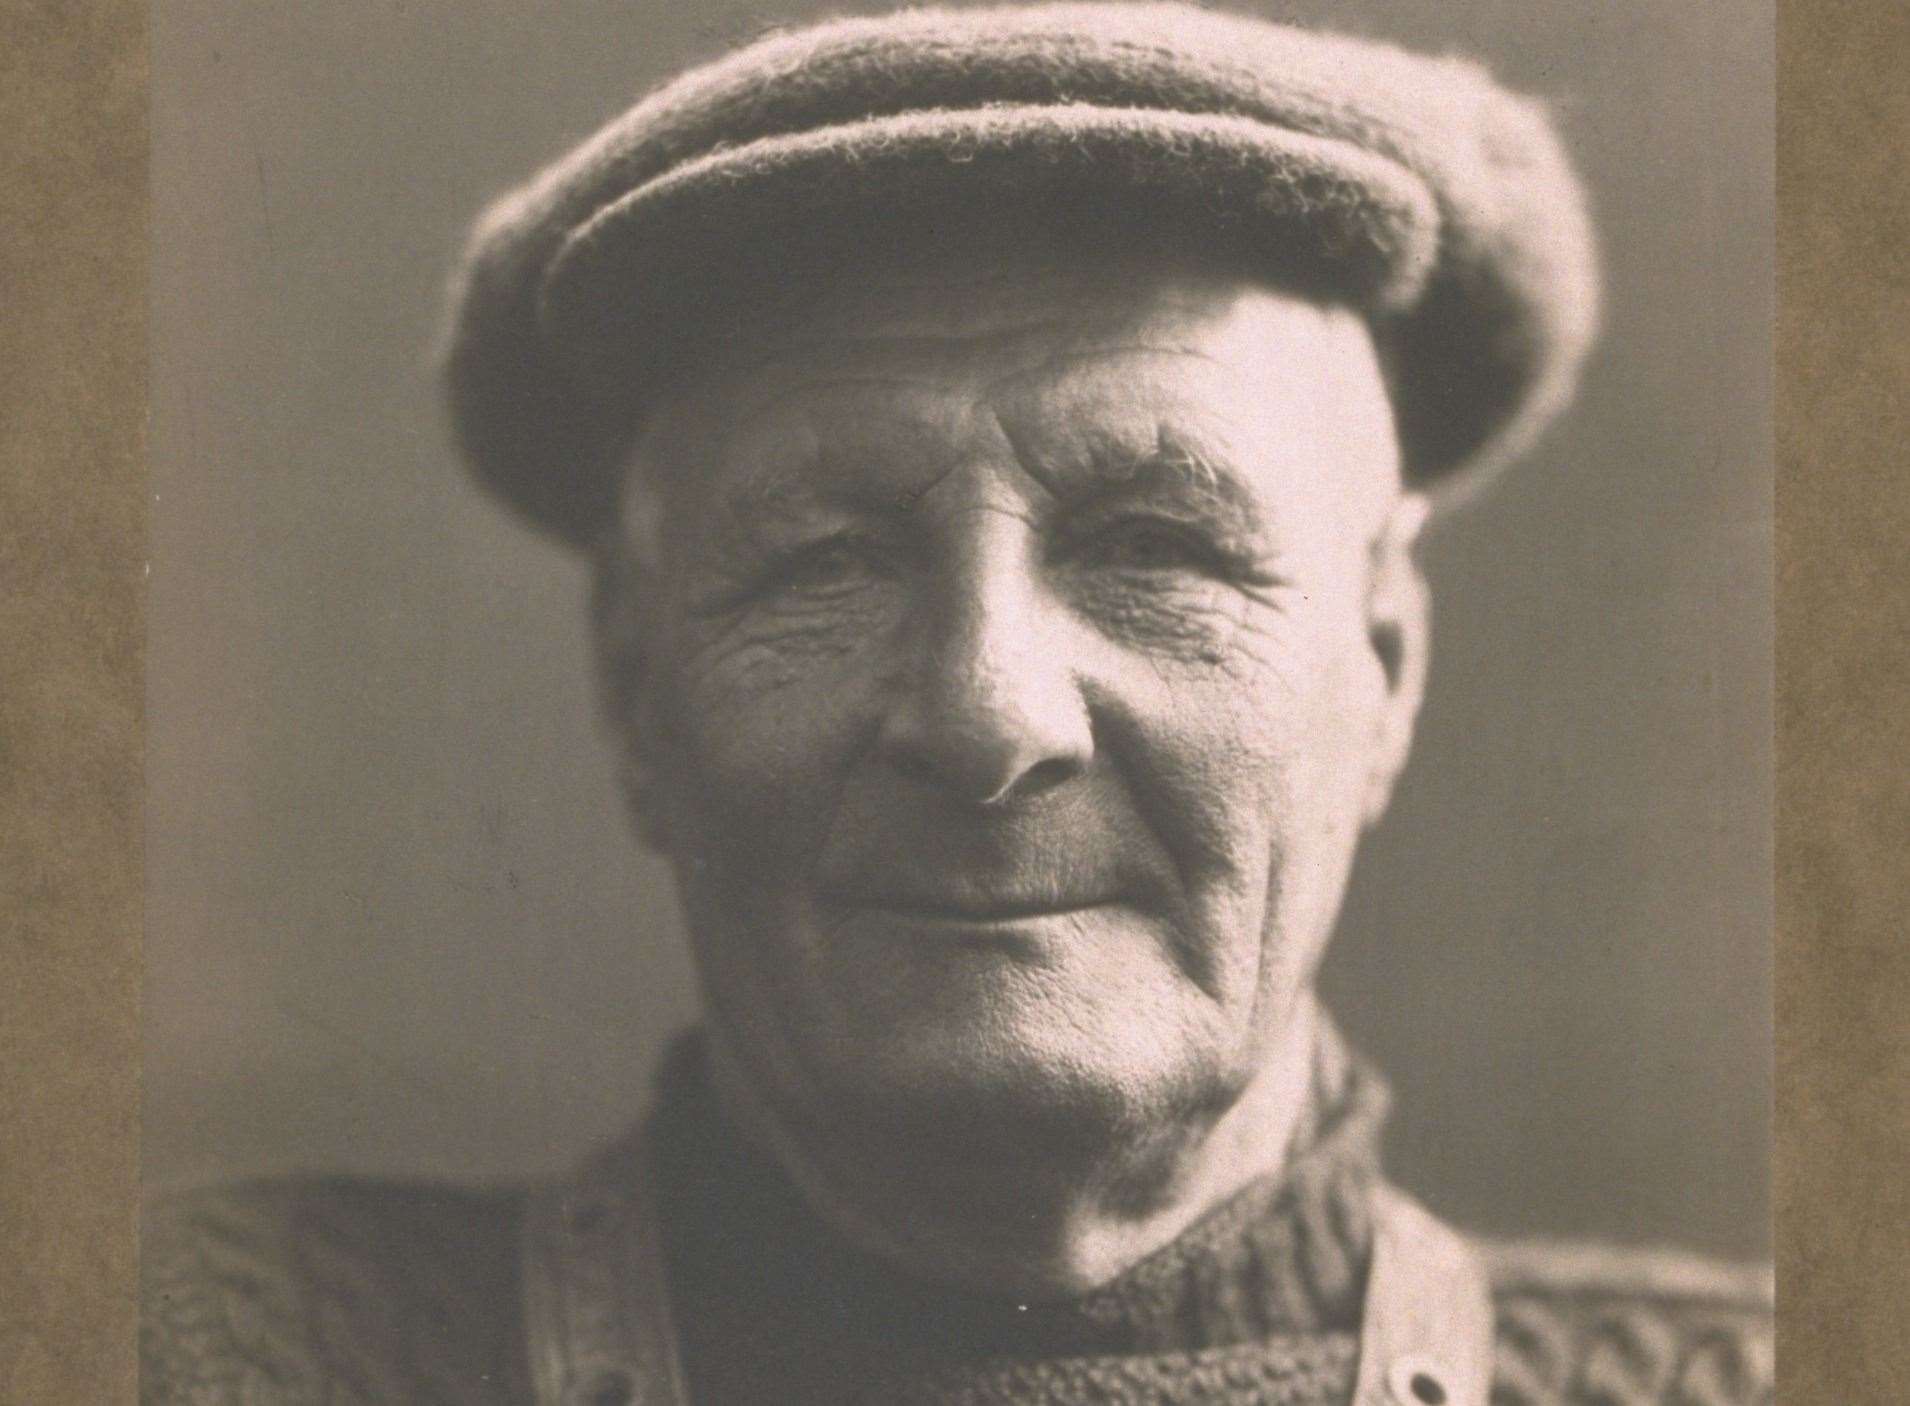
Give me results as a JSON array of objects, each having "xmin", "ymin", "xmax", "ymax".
[{"xmin": 444, "ymin": 2, "xmax": 1599, "ymax": 547}]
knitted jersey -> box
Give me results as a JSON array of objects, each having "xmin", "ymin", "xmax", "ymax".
[{"xmin": 142, "ymin": 1036, "xmax": 1771, "ymax": 1405}]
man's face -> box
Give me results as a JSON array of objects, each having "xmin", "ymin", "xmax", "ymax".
[{"xmin": 603, "ymin": 254, "xmax": 1422, "ymax": 1160}]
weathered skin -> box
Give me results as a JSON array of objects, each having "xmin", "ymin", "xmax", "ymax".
[{"xmin": 593, "ymin": 251, "xmax": 1431, "ymax": 1298}]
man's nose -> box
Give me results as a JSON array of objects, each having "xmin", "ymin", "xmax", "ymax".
[{"xmin": 876, "ymin": 543, "xmax": 1094, "ymax": 807}]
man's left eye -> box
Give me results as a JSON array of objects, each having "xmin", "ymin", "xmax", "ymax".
[{"xmin": 1080, "ymin": 520, "xmax": 1217, "ymax": 574}]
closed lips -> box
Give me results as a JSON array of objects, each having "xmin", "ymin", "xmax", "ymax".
[{"xmin": 830, "ymin": 884, "xmax": 1117, "ymax": 922}]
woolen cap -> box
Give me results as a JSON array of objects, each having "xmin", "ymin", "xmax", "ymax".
[{"xmin": 443, "ymin": 2, "xmax": 1600, "ymax": 547}]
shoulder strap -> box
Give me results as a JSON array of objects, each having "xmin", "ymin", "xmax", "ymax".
[
  {"xmin": 521, "ymin": 1125, "xmax": 690, "ymax": 1406},
  {"xmin": 1351, "ymin": 1185, "xmax": 1495, "ymax": 1406}
]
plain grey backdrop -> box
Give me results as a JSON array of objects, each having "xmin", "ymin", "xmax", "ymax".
[{"xmin": 147, "ymin": 0, "xmax": 1773, "ymax": 1258}]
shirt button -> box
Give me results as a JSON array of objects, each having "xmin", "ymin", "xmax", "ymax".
[
  {"xmin": 564, "ymin": 1195, "xmax": 612, "ymax": 1235},
  {"xmin": 1387, "ymin": 1354, "xmax": 1450, "ymax": 1405},
  {"xmin": 575, "ymin": 1367, "xmax": 634, "ymax": 1406}
]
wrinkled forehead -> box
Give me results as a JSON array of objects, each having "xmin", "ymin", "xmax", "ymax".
[{"xmin": 628, "ymin": 250, "xmax": 1402, "ymax": 531}]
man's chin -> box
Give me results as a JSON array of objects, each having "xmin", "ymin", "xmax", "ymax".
[
  {"xmin": 716, "ymin": 905, "xmax": 1254, "ymax": 1165},
  {"xmin": 788, "ymin": 1004, "xmax": 1234, "ymax": 1167}
]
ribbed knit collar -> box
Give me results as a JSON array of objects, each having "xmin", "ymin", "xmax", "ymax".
[{"xmin": 649, "ymin": 1016, "xmax": 1390, "ymax": 1405}]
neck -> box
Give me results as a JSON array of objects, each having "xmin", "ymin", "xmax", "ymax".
[{"xmin": 705, "ymin": 996, "xmax": 1324, "ymax": 1300}]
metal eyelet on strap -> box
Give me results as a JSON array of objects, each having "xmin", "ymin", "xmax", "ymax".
[
  {"xmin": 1352, "ymin": 1188, "xmax": 1491, "ymax": 1405},
  {"xmin": 1387, "ymin": 1354, "xmax": 1450, "ymax": 1404}
]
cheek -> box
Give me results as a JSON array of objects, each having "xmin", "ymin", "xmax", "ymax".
[
  {"xmin": 1066, "ymin": 573, "xmax": 1255, "ymax": 667},
  {"xmin": 1118, "ymin": 602, "xmax": 1383, "ymax": 921},
  {"xmin": 1140, "ymin": 595, "xmax": 1378, "ymax": 796},
  {"xmin": 1238, "ymin": 611, "xmax": 1388, "ymax": 855},
  {"xmin": 681, "ymin": 579, "xmax": 902, "ymax": 708},
  {"xmin": 1249, "ymin": 615, "xmax": 1389, "ymax": 962},
  {"xmin": 650, "ymin": 597, "xmax": 897, "ymax": 867}
]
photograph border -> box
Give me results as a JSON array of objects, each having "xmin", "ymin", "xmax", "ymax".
[
  {"xmin": 1, "ymin": 0, "xmax": 145, "ymax": 1398},
  {"xmin": 1, "ymin": 1, "xmax": 1903, "ymax": 1398},
  {"xmin": 1771, "ymin": 1, "xmax": 1910, "ymax": 1398}
]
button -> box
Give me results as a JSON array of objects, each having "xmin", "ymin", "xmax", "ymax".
[
  {"xmin": 574, "ymin": 1367, "xmax": 634, "ymax": 1406},
  {"xmin": 564, "ymin": 1195, "xmax": 612, "ymax": 1235},
  {"xmin": 1387, "ymin": 1354, "xmax": 1449, "ymax": 1405}
]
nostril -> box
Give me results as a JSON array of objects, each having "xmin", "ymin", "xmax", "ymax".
[
  {"xmin": 974, "ymin": 753, "xmax": 1084, "ymax": 808},
  {"xmin": 1011, "ymin": 755, "xmax": 1081, "ymax": 799}
]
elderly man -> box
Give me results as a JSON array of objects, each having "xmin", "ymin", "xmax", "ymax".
[{"xmin": 143, "ymin": 6, "xmax": 1771, "ymax": 1404}]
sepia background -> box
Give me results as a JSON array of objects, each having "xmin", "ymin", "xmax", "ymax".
[{"xmin": 147, "ymin": 0, "xmax": 1773, "ymax": 1258}]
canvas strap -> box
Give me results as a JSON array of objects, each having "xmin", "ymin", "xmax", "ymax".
[
  {"xmin": 1350, "ymin": 1185, "xmax": 1495, "ymax": 1406},
  {"xmin": 522, "ymin": 1124, "xmax": 689, "ymax": 1406}
]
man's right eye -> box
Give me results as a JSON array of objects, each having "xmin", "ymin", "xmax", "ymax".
[{"xmin": 766, "ymin": 535, "xmax": 884, "ymax": 595}]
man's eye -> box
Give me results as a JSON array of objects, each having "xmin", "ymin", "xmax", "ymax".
[
  {"xmin": 768, "ymin": 535, "xmax": 883, "ymax": 593},
  {"xmin": 1082, "ymin": 520, "xmax": 1217, "ymax": 574}
]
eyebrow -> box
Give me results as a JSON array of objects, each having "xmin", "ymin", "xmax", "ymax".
[
  {"xmin": 1070, "ymin": 440, "xmax": 1261, "ymax": 527},
  {"xmin": 702, "ymin": 464, "xmax": 918, "ymax": 562},
  {"xmin": 705, "ymin": 436, "xmax": 1262, "ymax": 547},
  {"xmin": 719, "ymin": 464, "xmax": 925, "ymax": 523}
]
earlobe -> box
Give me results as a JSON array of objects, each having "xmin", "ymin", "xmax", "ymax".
[{"xmin": 1361, "ymin": 495, "xmax": 1431, "ymax": 826}]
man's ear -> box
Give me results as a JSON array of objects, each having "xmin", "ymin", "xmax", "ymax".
[
  {"xmin": 1361, "ymin": 494, "xmax": 1431, "ymax": 827},
  {"xmin": 588, "ymin": 546, "xmax": 674, "ymax": 854}
]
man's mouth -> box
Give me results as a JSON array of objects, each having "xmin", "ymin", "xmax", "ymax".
[
  {"xmin": 861, "ymin": 895, "xmax": 1111, "ymax": 923},
  {"xmin": 823, "ymin": 879, "xmax": 1119, "ymax": 927}
]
